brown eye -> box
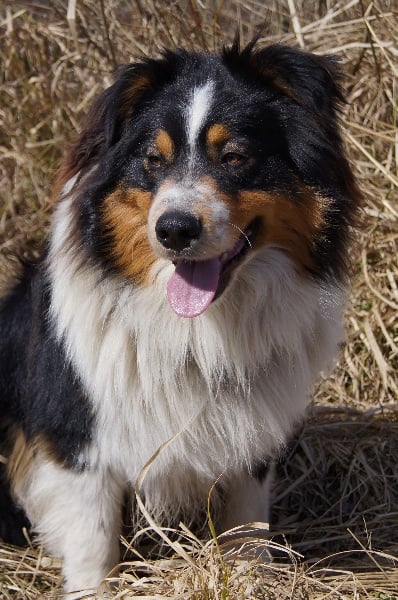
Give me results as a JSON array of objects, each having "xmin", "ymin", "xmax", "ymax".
[
  {"xmin": 221, "ymin": 152, "xmax": 246, "ymax": 166},
  {"xmin": 146, "ymin": 153, "xmax": 163, "ymax": 168}
]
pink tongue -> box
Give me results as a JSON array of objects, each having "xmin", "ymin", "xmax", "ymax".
[{"xmin": 167, "ymin": 259, "xmax": 221, "ymax": 318}]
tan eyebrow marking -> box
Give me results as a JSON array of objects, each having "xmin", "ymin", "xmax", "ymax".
[
  {"xmin": 207, "ymin": 124, "xmax": 230, "ymax": 147},
  {"xmin": 206, "ymin": 124, "xmax": 230, "ymax": 161},
  {"xmin": 155, "ymin": 129, "xmax": 175, "ymax": 163}
]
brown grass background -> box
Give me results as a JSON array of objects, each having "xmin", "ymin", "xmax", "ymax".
[{"xmin": 0, "ymin": 1, "xmax": 397, "ymax": 598}]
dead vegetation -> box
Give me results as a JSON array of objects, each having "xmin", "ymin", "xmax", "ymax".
[{"xmin": 0, "ymin": 1, "xmax": 397, "ymax": 598}]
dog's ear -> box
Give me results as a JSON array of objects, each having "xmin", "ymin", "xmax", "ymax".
[
  {"xmin": 223, "ymin": 39, "xmax": 345, "ymax": 117},
  {"xmin": 54, "ymin": 64, "xmax": 152, "ymax": 190},
  {"xmin": 54, "ymin": 57, "xmax": 179, "ymax": 192},
  {"xmin": 223, "ymin": 39, "xmax": 350, "ymax": 191},
  {"xmin": 259, "ymin": 44, "xmax": 344, "ymax": 117}
]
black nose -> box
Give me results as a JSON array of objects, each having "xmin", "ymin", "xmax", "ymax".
[{"xmin": 155, "ymin": 211, "xmax": 202, "ymax": 251}]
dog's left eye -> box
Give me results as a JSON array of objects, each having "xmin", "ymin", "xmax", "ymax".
[{"xmin": 221, "ymin": 152, "xmax": 247, "ymax": 167}]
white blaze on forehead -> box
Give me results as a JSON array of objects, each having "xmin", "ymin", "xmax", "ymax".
[{"xmin": 186, "ymin": 81, "xmax": 215, "ymax": 153}]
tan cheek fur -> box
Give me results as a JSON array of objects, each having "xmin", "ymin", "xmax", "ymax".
[
  {"xmin": 232, "ymin": 190, "xmax": 326, "ymax": 272},
  {"xmin": 103, "ymin": 187, "xmax": 156, "ymax": 284}
]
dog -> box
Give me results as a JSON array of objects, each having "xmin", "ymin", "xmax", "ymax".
[{"xmin": 0, "ymin": 38, "xmax": 361, "ymax": 596}]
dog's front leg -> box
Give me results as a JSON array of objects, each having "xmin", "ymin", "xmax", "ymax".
[
  {"xmin": 221, "ymin": 465, "xmax": 274, "ymax": 532},
  {"xmin": 216, "ymin": 466, "xmax": 274, "ymax": 560},
  {"xmin": 15, "ymin": 454, "xmax": 124, "ymax": 598},
  {"xmin": 60, "ymin": 466, "xmax": 123, "ymax": 599}
]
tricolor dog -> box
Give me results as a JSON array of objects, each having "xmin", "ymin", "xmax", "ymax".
[{"xmin": 0, "ymin": 39, "xmax": 361, "ymax": 596}]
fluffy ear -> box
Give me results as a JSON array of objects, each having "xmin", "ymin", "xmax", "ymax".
[
  {"xmin": 259, "ymin": 45, "xmax": 344, "ymax": 117},
  {"xmin": 223, "ymin": 39, "xmax": 345, "ymax": 117},
  {"xmin": 54, "ymin": 57, "xmax": 176, "ymax": 192},
  {"xmin": 54, "ymin": 64, "xmax": 150, "ymax": 190},
  {"xmin": 223, "ymin": 38, "xmax": 351, "ymax": 191}
]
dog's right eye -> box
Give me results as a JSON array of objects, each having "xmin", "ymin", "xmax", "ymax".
[{"xmin": 146, "ymin": 154, "xmax": 163, "ymax": 168}]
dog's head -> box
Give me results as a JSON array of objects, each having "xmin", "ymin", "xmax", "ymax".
[{"xmin": 56, "ymin": 40, "xmax": 361, "ymax": 317}]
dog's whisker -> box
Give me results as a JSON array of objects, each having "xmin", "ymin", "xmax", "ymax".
[{"xmin": 229, "ymin": 223, "xmax": 252, "ymax": 249}]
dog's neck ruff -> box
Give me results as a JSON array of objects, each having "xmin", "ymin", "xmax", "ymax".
[{"xmin": 48, "ymin": 190, "xmax": 345, "ymax": 516}]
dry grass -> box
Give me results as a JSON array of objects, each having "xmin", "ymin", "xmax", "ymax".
[{"xmin": 0, "ymin": 0, "xmax": 397, "ymax": 598}]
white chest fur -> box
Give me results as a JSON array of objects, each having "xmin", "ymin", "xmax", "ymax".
[{"xmin": 48, "ymin": 197, "xmax": 345, "ymax": 518}]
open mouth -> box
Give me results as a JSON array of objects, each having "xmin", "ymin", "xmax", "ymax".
[{"xmin": 166, "ymin": 218, "xmax": 260, "ymax": 318}]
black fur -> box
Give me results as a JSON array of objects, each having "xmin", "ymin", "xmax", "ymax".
[
  {"xmin": 0, "ymin": 263, "xmax": 93, "ymax": 544},
  {"xmin": 0, "ymin": 262, "xmax": 93, "ymax": 465},
  {"xmin": 0, "ymin": 459, "xmax": 31, "ymax": 546}
]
